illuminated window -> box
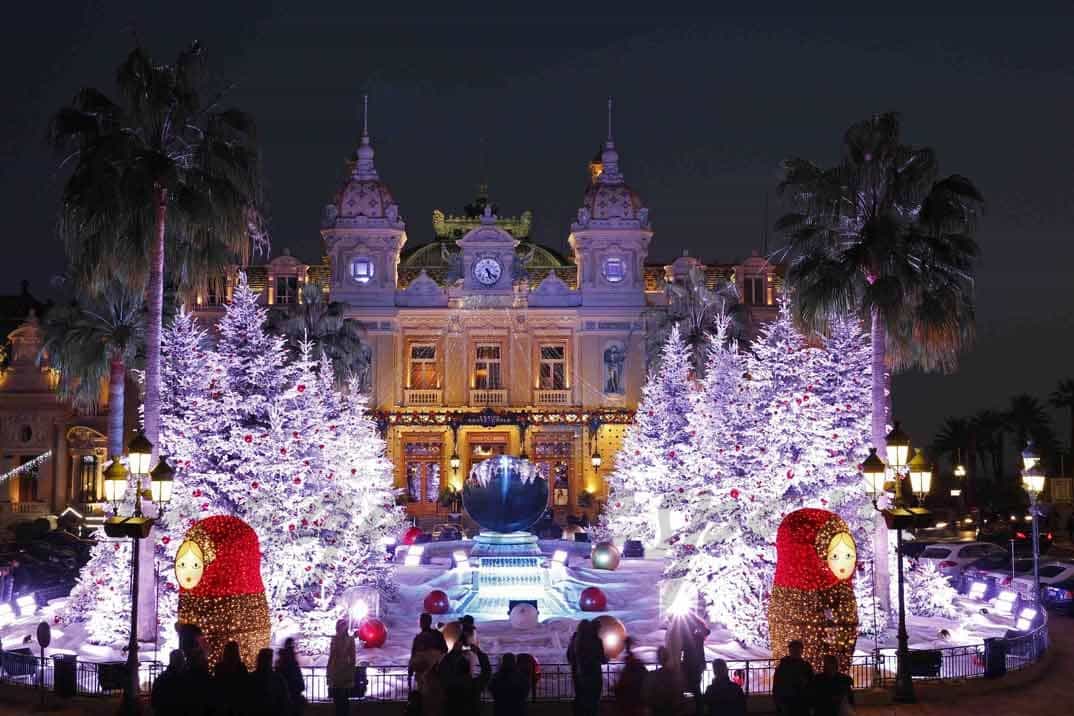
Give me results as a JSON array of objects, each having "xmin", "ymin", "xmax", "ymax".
[
  {"xmin": 275, "ymin": 276, "xmax": 298, "ymax": 305},
  {"xmin": 77, "ymin": 455, "xmax": 97, "ymax": 503},
  {"xmin": 539, "ymin": 344, "xmax": 567, "ymax": 390},
  {"xmin": 18, "ymin": 455, "xmax": 39, "ymax": 502},
  {"xmin": 744, "ymin": 276, "xmax": 766, "ymax": 305},
  {"xmin": 409, "ymin": 344, "xmax": 438, "ymax": 389},
  {"xmin": 351, "ymin": 257, "xmax": 375, "ymax": 284},
  {"xmin": 474, "ymin": 344, "xmax": 502, "ymax": 390},
  {"xmin": 206, "ymin": 278, "xmax": 223, "ymax": 305},
  {"xmin": 603, "ymin": 257, "xmax": 626, "ymax": 283},
  {"xmin": 404, "ymin": 440, "xmax": 442, "ymax": 506}
]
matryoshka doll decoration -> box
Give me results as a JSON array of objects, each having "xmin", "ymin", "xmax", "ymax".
[
  {"xmin": 175, "ymin": 516, "xmax": 271, "ymax": 668},
  {"xmin": 766, "ymin": 508, "xmax": 858, "ymax": 672}
]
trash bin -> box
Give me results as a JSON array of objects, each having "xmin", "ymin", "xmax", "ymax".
[
  {"xmin": 52, "ymin": 654, "xmax": 77, "ymax": 698},
  {"xmin": 984, "ymin": 637, "xmax": 1007, "ymax": 678}
]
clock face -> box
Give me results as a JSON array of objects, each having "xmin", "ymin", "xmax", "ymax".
[{"xmin": 473, "ymin": 257, "xmax": 503, "ymax": 286}]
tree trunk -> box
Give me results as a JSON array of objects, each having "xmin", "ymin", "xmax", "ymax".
[
  {"xmin": 137, "ymin": 183, "xmax": 167, "ymax": 642},
  {"xmin": 107, "ymin": 352, "xmax": 125, "ymax": 459},
  {"xmin": 1068, "ymin": 406, "xmax": 1073, "ymax": 473},
  {"xmin": 871, "ymin": 310, "xmax": 892, "ymax": 618}
]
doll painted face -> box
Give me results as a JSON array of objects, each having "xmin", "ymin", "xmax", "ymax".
[
  {"xmin": 825, "ymin": 532, "xmax": 857, "ymax": 581},
  {"xmin": 175, "ymin": 540, "xmax": 206, "ymax": 590}
]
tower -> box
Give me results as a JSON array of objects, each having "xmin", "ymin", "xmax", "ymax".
[
  {"xmin": 568, "ymin": 97, "xmax": 652, "ymax": 307},
  {"xmin": 320, "ymin": 95, "xmax": 407, "ymax": 306}
]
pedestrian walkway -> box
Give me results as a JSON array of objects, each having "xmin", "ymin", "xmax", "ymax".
[{"xmin": 857, "ymin": 614, "xmax": 1071, "ymax": 716}]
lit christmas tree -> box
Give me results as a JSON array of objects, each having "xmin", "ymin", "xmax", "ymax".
[
  {"xmin": 598, "ymin": 325, "xmax": 694, "ymax": 545},
  {"xmin": 900, "ymin": 555, "xmax": 962, "ymax": 620},
  {"xmin": 665, "ymin": 305, "xmax": 876, "ymax": 647}
]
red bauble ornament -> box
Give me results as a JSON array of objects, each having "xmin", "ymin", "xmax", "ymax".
[
  {"xmin": 423, "ymin": 589, "xmax": 450, "ymax": 614},
  {"xmin": 402, "ymin": 527, "xmax": 423, "ymax": 545},
  {"xmin": 357, "ymin": 617, "xmax": 387, "ymax": 648},
  {"xmin": 730, "ymin": 489, "xmax": 740, "ymax": 499},
  {"xmin": 297, "ymin": 384, "xmax": 306, "ymax": 393},
  {"xmin": 251, "ymin": 482, "xmax": 259, "ymax": 490},
  {"xmin": 293, "ymin": 477, "xmax": 302, "ymax": 485},
  {"xmin": 244, "ymin": 434, "xmax": 252, "ymax": 443},
  {"xmin": 579, "ymin": 586, "xmax": 607, "ymax": 612},
  {"xmin": 280, "ymin": 448, "xmax": 287, "ymax": 455}
]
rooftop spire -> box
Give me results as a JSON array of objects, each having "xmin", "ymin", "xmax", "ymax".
[
  {"xmin": 598, "ymin": 95, "xmax": 622, "ymax": 184},
  {"xmin": 353, "ymin": 93, "xmax": 378, "ymax": 180},
  {"xmin": 607, "ymin": 96, "xmax": 614, "ymax": 145}
]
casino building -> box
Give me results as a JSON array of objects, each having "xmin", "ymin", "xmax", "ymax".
[
  {"xmin": 0, "ymin": 103, "xmax": 780, "ymax": 529},
  {"xmin": 188, "ymin": 103, "xmax": 781, "ymax": 529}
]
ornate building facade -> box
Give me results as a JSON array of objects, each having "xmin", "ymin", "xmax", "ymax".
[{"xmin": 190, "ymin": 103, "xmax": 781, "ymax": 528}]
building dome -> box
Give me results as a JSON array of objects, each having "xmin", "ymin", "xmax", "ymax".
[
  {"xmin": 573, "ymin": 98, "xmax": 649, "ymax": 229},
  {"xmin": 580, "ymin": 180, "xmax": 644, "ymax": 222}
]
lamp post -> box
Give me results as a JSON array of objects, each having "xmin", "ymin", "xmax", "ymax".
[
  {"xmin": 104, "ymin": 434, "xmax": 172, "ymax": 716},
  {"xmin": 863, "ymin": 422, "xmax": 932, "ymax": 704},
  {"xmin": 1022, "ymin": 459, "xmax": 1046, "ymax": 606}
]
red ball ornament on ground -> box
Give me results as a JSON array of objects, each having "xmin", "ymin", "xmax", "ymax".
[
  {"xmin": 402, "ymin": 527, "xmax": 423, "ymax": 545},
  {"xmin": 357, "ymin": 617, "xmax": 388, "ymax": 648},
  {"xmin": 579, "ymin": 587, "xmax": 607, "ymax": 612},
  {"xmin": 594, "ymin": 615, "xmax": 628, "ymax": 659},
  {"xmin": 175, "ymin": 516, "xmax": 270, "ymax": 669},
  {"xmin": 424, "ymin": 589, "xmax": 450, "ymax": 614}
]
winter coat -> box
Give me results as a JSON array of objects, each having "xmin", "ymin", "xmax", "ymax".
[
  {"xmin": 326, "ymin": 634, "xmax": 357, "ymax": 689},
  {"xmin": 643, "ymin": 666, "xmax": 686, "ymax": 716},
  {"xmin": 614, "ymin": 655, "xmax": 648, "ymax": 716},
  {"xmin": 149, "ymin": 666, "xmax": 185, "ymax": 716},
  {"xmin": 248, "ymin": 668, "xmax": 292, "ymax": 716},
  {"xmin": 490, "ymin": 668, "xmax": 529, "ymax": 716},
  {"xmin": 703, "ymin": 678, "xmax": 746, "ymax": 716}
]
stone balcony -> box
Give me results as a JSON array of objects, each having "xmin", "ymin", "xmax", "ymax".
[
  {"xmin": 403, "ymin": 389, "xmax": 443, "ymax": 407},
  {"xmin": 469, "ymin": 389, "xmax": 508, "ymax": 406},
  {"xmin": 534, "ymin": 389, "xmax": 572, "ymax": 406}
]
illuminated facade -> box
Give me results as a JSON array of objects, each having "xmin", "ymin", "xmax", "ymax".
[{"xmin": 190, "ymin": 103, "xmax": 781, "ymax": 528}]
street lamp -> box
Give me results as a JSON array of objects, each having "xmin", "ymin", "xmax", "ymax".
[
  {"xmin": 150, "ymin": 457, "xmax": 175, "ymax": 506},
  {"xmin": 103, "ymin": 432, "xmax": 160, "ymax": 716},
  {"xmin": 590, "ymin": 449, "xmax": 603, "ymax": 470},
  {"xmin": 103, "ymin": 459, "xmax": 129, "ymax": 512},
  {"xmin": 1022, "ymin": 460, "xmax": 1046, "ymax": 606},
  {"xmin": 1022, "ymin": 441, "xmax": 1040, "ymax": 471},
  {"xmin": 868, "ymin": 421, "xmax": 931, "ymax": 704}
]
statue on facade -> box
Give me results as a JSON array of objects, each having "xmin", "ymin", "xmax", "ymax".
[{"xmin": 603, "ymin": 343, "xmax": 626, "ymax": 394}]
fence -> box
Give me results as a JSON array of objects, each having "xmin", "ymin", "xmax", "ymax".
[{"xmin": 0, "ymin": 617, "xmax": 1049, "ymax": 702}]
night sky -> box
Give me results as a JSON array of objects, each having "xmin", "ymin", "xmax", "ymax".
[{"xmin": 2, "ymin": 4, "xmax": 1072, "ymax": 449}]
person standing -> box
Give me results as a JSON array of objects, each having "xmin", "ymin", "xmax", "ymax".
[
  {"xmin": 249, "ymin": 647, "xmax": 292, "ymax": 716},
  {"xmin": 810, "ymin": 654, "xmax": 855, "ymax": 716},
  {"xmin": 276, "ymin": 637, "xmax": 307, "ymax": 715},
  {"xmin": 670, "ymin": 613, "xmax": 710, "ymax": 714},
  {"xmin": 181, "ymin": 648, "xmax": 213, "ymax": 716},
  {"xmin": 410, "ymin": 612, "xmax": 449, "ymax": 689},
  {"xmin": 702, "ymin": 659, "xmax": 745, "ymax": 716},
  {"xmin": 614, "ymin": 637, "xmax": 648, "ymax": 716},
  {"xmin": 212, "ymin": 641, "xmax": 251, "ymax": 716},
  {"xmin": 150, "ymin": 649, "xmax": 186, "ymax": 716},
  {"xmin": 490, "ymin": 652, "xmax": 530, "ymax": 716},
  {"xmin": 440, "ymin": 632, "xmax": 478, "ymax": 716},
  {"xmin": 643, "ymin": 646, "xmax": 686, "ymax": 716},
  {"xmin": 569, "ymin": 620, "xmax": 607, "ymax": 716},
  {"xmin": 772, "ymin": 640, "xmax": 813, "ymax": 716},
  {"xmin": 327, "ymin": 618, "xmax": 357, "ymax": 716}
]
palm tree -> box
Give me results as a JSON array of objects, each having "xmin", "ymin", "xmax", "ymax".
[
  {"xmin": 39, "ymin": 285, "xmax": 144, "ymax": 458},
  {"xmin": 1050, "ymin": 379, "xmax": 1074, "ymax": 467},
  {"xmin": 932, "ymin": 416, "xmax": 975, "ymax": 474},
  {"xmin": 971, "ymin": 410, "xmax": 1008, "ymax": 480},
  {"xmin": 266, "ymin": 283, "xmax": 370, "ymax": 388},
  {"xmin": 1006, "ymin": 394, "xmax": 1057, "ymax": 464},
  {"xmin": 645, "ymin": 264, "xmax": 745, "ymax": 375},
  {"xmin": 50, "ymin": 42, "xmax": 264, "ymax": 455},
  {"xmin": 777, "ymin": 112, "xmax": 983, "ymax": 454}
]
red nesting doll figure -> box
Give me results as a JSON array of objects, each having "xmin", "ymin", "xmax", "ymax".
[
  {"xmin": 175, "ymin": 516, "xmax": 271, "ymax": 669},
  {"xmin": 767, "ymin": 508, "xmax": 858, "ymax": 672}
]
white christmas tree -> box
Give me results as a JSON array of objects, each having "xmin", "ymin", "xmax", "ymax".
[
  {"xmin": 61, "ymin": 502, "xmax": 134, "ymax": 644},
  {"xmin": 898, "ymin": 554, "xmax": 962, "ymax": 620},
  {"xmin": 665, "ymin": 305, "xmax": 876, "ymax": 647},
  {"xmin": 598, "ymin": 325, "xmax": 694, "ymax": 545}
]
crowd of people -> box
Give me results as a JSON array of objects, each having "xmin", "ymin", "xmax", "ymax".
[
  {"xmin": 147, "ymin": 619, "xmax": 853, "ymax": 716},
  {"xmin": 150, "ymin": 626, "xmax": 306, "ymax": 716}
]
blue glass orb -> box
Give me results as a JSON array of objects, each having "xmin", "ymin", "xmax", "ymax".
[{"xmin": 463, "ymin": 456, "xmax": 549, "ymax": 533}]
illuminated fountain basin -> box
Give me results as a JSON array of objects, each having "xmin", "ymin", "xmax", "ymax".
[{"xmin": 455, "ymin": 456, "xmax": 568, "ymax": 619}]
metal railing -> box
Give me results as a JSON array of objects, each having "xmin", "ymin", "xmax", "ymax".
[{"xmin": 1, "ymin": 617, "xmax": 1048, "ymax": 703}]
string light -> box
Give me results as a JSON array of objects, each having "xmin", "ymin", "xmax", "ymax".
[{"xmin": 0, "ymin": 450, "xmax": 51, "ymax": 485}]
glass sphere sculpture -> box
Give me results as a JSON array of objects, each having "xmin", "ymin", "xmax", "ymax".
[{"xmin": 463, "ymin": 456, "xmax": 549, "ymax": 533}]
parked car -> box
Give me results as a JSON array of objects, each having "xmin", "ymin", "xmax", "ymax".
[
  {"xmin": 1041, "ymin": 578, "xmax": 1074, "ymax": 613},
  {"xmin": 898, "ymin": 539, "xmax": 938, "ymax": 559},
  {"xmin": 977, "ymin": 522, "xmax": 1054, "ymax": 555},
  {"xmin": 918, "ymin": 541, "xmax": 1009, "ymax": 579},
  {"xmin": 1012, "ymin": 562, "xmax": 1074, "ymax": 603},
  {"xmin": 961, "ymin": 555, "xmax": 1035, "ymax": 600}
]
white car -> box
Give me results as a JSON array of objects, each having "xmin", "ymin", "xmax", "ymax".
[
  {"xmin": 918, "ymin": 542, "xmax": 1009, "ymax": 579},
  {"xmin": 1012, "ymin": 562, "xmax": 1074, "ymax": 601}
]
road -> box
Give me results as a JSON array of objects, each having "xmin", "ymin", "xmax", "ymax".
[{"xmin": 858, "ymin": 608, "xmax": 1073, "ymax": 716}]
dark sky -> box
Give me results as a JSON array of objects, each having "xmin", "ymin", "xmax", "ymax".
[{"xmin": 2, "ymin": 4, "xmax": 1073, "ymax": 450}]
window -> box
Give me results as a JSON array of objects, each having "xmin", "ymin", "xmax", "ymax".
[
  {"xmin": 474, "ymin": 344, "xmax": 502, "ymax": 390},
  {"xmin": 18, "ymin": 455, "xmax": 38, "ymax": 502},
  {"xmin": 77, "ymin": 455, "xmax": 97, "ymax": 503},
  {"xmin": 744, "ymin": 275, "xmax": 766, "ymax": 305},
  {"xmin": 409, "ymin": 344, "xmax": 439, "ymax": 389},
  {"xmin": 538, "ymin": 345, "xmax": 566, "ymax": 390},
  {"xmin": 534, "ymin": 438, "xmax": 572, "ymax": 508},
  {"xmin": 603, "ymin": 257, "xmax": 626, "ymax": 283},
  {"xmin": 1039, "ymin": 566, "xmax": 1066, "ymax": 579},
  {"xmin": 351, "ymin": 257, "xmax": 375, "ymax": 284},
  {"xmin": 275, "ymin": 276, "xmax": 298, "ymax": 305},
  {"xmin": 404, "ymin": 440, "xmax": 442, "ymax": 506},
  {"xmin": 921, "ymin": 547, "xmax": 952, "ymax": 560}
]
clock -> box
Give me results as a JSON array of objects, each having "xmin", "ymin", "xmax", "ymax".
[{"xmin": 473, "ymin": 257, "xmax": 503, "ymax": 286}]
